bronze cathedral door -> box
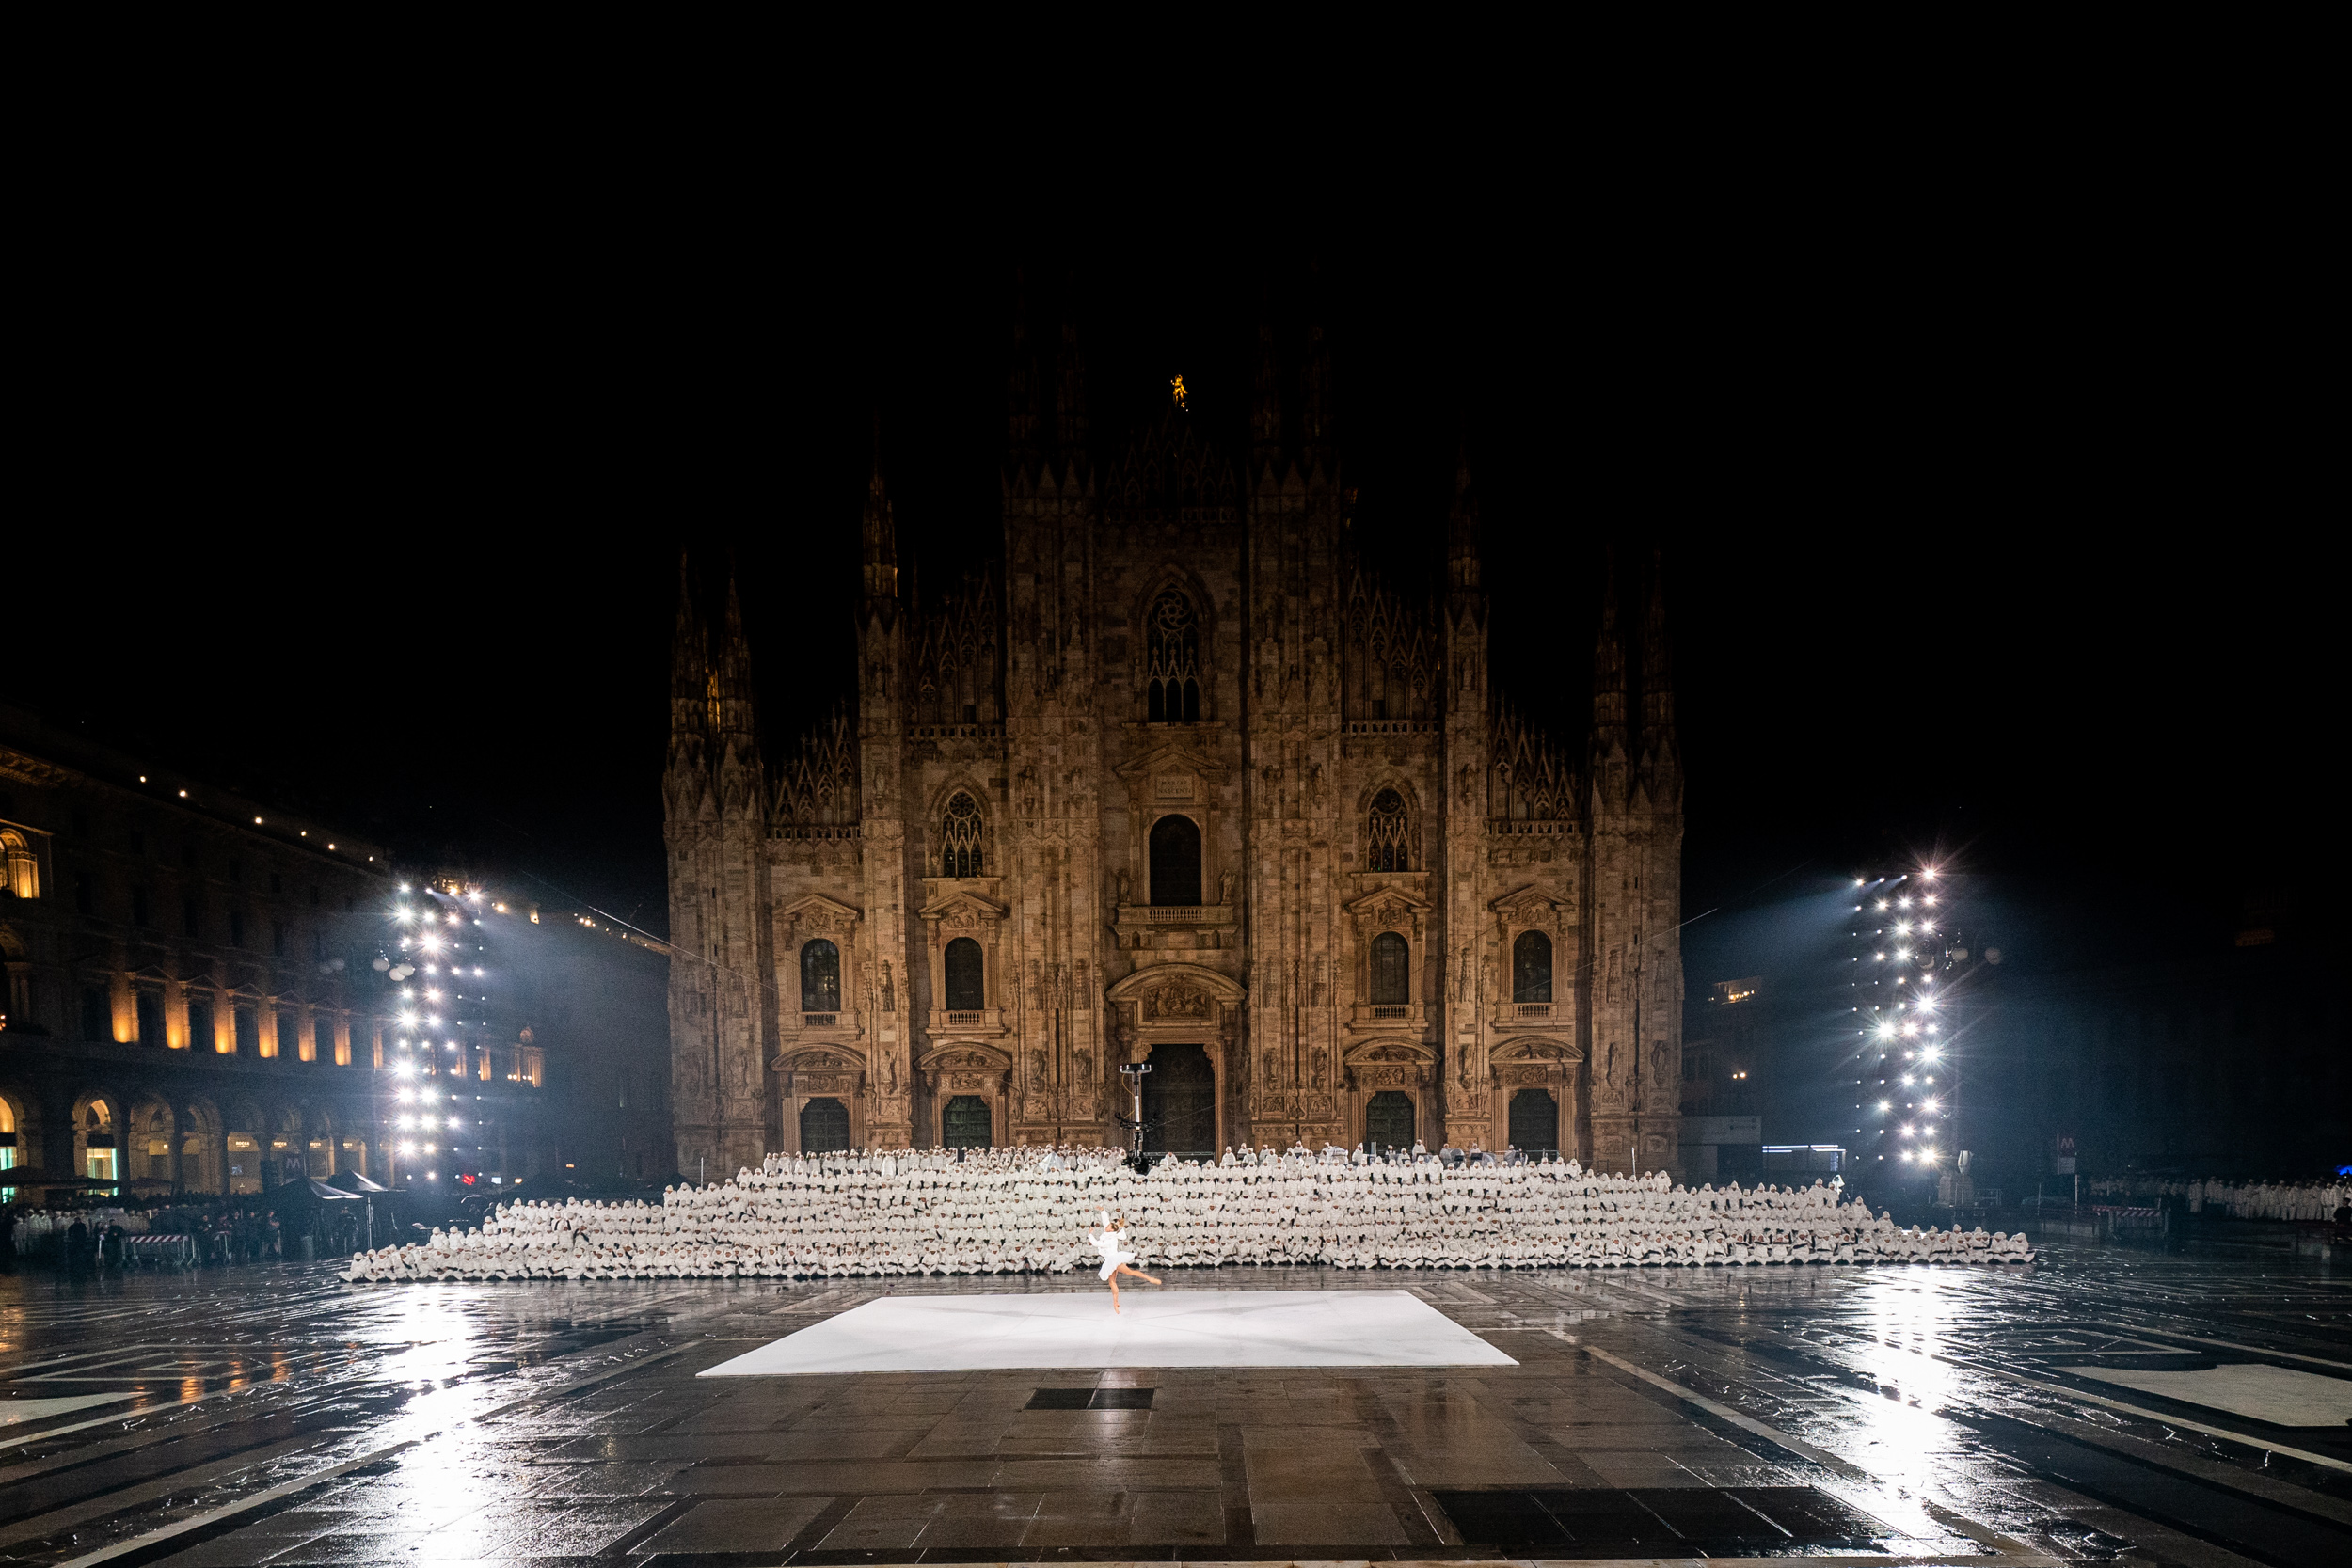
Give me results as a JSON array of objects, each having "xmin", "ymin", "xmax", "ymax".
[{"xmin": 1141, "ymin": 1043, "xmax": 1216, "ymax": 1157}]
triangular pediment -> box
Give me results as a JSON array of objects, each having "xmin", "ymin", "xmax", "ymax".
[
  {"xmin": 1112, "ymin": 736, "xmax": 1228, "ymax": 781},
  {"xmin": 918, "ymin": 886, "xmax": 1008, "ymax": 922},
  {"xmin": 1343, "ymin": 883, "xmax": 1433, "ymax": 918},
  {"xmin": 779, "ymin": 892, "xmax": 862, "ymax": 924},
  {"xmin": 1489, "ymin": 882, "xmax": 1570, "ymax": 917}
]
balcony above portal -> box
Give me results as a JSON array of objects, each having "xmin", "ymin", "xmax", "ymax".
[{"xmin": 1114, "ymin": 901, "xmax": 1238, "ymax": 958}]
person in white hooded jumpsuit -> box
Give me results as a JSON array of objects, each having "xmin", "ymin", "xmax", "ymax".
[{"xmin": 1088, "ymin": 1210, "xmax": 1160, "ymax": 1311}]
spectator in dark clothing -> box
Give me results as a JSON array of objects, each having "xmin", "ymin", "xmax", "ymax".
[{"xmin": 65, "ymin": 1218, "xmax": 91, "ymax": 1274}]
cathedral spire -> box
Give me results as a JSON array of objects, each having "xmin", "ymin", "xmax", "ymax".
[
  {"xmin": 1250, "ymin": 309, "xmax": 1282, "ymax": 455},
  {"xmin": 1592, "ymin": 549, "xmax": 1628, "ymax": 743},
  {"xmin": 1641, "ymin": 550, "xmax": 1674, "ymax": 736},
  {"xmin": 863, "ymin": 416, "xmax": 899, "ymax": 603},
  {"xmin": 1639, "ymin": 549, "xmax": 1679, "ymax": 802},
  {"xmin": 715, "ymin": 565, "xmax": 756, "ymax": 740},
  {"xmin": 671, "ymin": 554, "xmax": 703, "ymax": 705},
  {"xmin": 666, "ymin": 552, "xmax": 709, "ymax": 777},
  {"xmin": 1446, "ymin": 434, "xmax": 1482, "ymax": 602},
  {"xmin": 1300, "ymin": 322, "xmax": 1334, "ymax": 468}
]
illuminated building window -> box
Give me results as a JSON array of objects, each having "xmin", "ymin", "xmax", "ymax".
[
  {"xmin": 3, "ymin": 829, "xmax": 40, "ymax": 900},
  {"xmin": 1, "ymin": 827, "xmax": 40, "ymax": 902}
]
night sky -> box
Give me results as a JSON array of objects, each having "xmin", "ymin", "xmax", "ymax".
[{"xmin": 20, "ymin": 248, "xmax": 2330, "ymax": 986}]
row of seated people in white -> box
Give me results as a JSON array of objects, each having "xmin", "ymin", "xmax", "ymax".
[
  {"xmin": 341, "ymin": 1146, "xmax": 2031, "ymax": 1281},
  {"xmin": 2089, "ymin": 1177, "xmax": 2350, "ymax": 1221}
]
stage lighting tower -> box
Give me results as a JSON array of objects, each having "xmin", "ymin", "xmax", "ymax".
[
  {"xmin": 375, "ymin": 876, "xmax": 505, "ymax": 1189},
  {"xmin": 1848, "ymin": 863, "xmax": 1962, "ymax": 1192}
]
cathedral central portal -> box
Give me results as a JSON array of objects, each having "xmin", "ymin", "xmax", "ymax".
[
  {"xmin": 1141, "ymin": 1042, "xmax": 1216, "ymax": 1157},
  {"xmin": 661, "ymin": 304, "xmax": 1685, "ymax": 1180}
]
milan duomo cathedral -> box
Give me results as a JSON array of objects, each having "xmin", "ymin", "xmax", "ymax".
[{"xmin": 661, "ymin": 316, "xmax": 1685, "ymax": 1180}]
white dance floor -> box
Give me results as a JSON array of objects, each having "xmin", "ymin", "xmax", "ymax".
[{"xmin": 699, "ymin": 1289, "xmax": 1515, "ymax": 1376}]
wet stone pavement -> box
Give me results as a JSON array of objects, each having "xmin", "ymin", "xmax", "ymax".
[{"xmin": 1, "ymin": 1243, "xmax": 2346, "ymax": 1568}]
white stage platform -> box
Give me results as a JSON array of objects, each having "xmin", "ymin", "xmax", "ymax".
[
  {"xmin": 699, "ymin": 1289, "xmax": 1515, "ymax": 1376},
  {"xmin": 2075, "ymin": 1362, "xmax": 2352, "ymax": 1427}
]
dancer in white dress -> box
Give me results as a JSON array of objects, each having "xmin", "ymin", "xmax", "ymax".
[{"xmin": 1088, "ymin": 1210, "xmax": 1160, "ymax": 1312}]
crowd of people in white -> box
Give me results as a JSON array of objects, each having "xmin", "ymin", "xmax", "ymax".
[
  {"xmin": 2088, "ymin": 1176, "xmax": 2352, "ymax": 1221},
  {"xmin": 341, "ymin": 1143, "xmax": 2035, "ymax": 1283}
]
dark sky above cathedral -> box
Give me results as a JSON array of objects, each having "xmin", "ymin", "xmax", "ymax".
[{"xmin": 19, "ymin": 244, "xmax": 2330, "ymax": 969}]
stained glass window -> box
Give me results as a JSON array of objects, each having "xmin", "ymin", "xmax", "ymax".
[
  {"xmin": 1368, "ymin": 788, "xmax": 1409, "ymax": 871},
  {"xmin": 1145, "ymin": 591, "xmax": 1200, "ymax": 721},
  {"xmin": 941, "ymin": 792, "xmax": 984, "ymax": 878}
]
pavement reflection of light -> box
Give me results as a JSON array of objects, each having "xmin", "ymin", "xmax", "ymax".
[
  {"xmin": 1845, "ymin": 1274, "xmax": 1968, "ymax": 1497},
  {"xmin": 370, "ymin": 1295, "xmax": 501, "ymax": 1386}
]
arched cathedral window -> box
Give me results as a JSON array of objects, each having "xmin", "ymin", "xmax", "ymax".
[
  {"xmin": 1513, "ymin": 930, "xmax": 1552, "ymax": 1003},
  {"xmin": 1145, "ymin": 591, "xmax": 1201, "ymax": 722},
  {"xmin": 1149, "ymin": 815, "xmax": 1202, "ymax": 906},
  {"xmin": 801, "ymin": 939, "xmax": 841, "ymax": 1013},
  {"xmin": 1370, "ymin": 931, "xmax": 1410, "ymax": 1005},
  {"xmin": 1367, "ymin": 788, "xmax": 1409, "ymax": 871},
  {"xmin": 944, "ymin": 937, "xmax": 984, "ymax": 1009},
  {"xmin": 941, "ymin": 792, "xmax": 983, "ymax": 878}
]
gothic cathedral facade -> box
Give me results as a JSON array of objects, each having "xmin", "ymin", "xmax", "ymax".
[{"xmin": 662, "ymin": 325, "xmax": 1684, "ymax": 1178}]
